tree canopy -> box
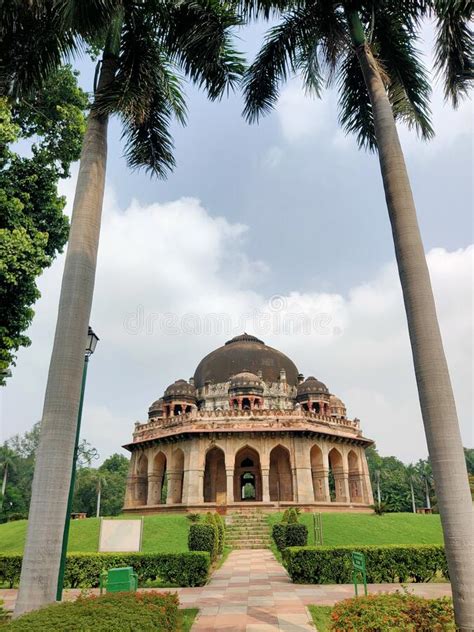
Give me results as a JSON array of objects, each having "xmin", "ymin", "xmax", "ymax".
[{"xmin": 0, "ymin": 65, "xmax": 88, "ymax": 382}]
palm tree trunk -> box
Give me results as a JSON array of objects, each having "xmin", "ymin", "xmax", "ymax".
[
  {"xmin": 410, "ymin": 480, "xmax": 416, "ymax": 514},
  {"xmin": 14, "ymin": 52, "xmax": 118, "ymax": 617},
  {"xmin": 375, "ymin": 470, "xmax": 381, "ymax": 504},
  {"xmin": 96, "ymin": 482, "xmax": 101, "ymax": 518},
  {"xmin": 347, "ymin": 12, "xmax": 473, "ymax": 629},
  {"xmin": 425, "ymin": 478, "xmax": 431, "ymax": 510},
  {"xmin": 1, "ymin": 464, "xmax": 7, "ymax": 498}
]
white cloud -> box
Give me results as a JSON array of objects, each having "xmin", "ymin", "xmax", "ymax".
[{"xmin": 1, "ymin": 182, "xmax": 472, "ymax": 464}]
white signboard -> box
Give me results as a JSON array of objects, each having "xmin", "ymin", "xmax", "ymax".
[{"xmin": 99, "ymin": 518, "xmax": 143, "ymax": 552}]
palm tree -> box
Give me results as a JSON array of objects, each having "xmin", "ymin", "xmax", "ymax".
[
  {"xmin": 95, "ymin": 473, "xmax": 107, "ymax": 518},
  {"xmin": 374, "ymin": 468, "xmax": 381, "ymax": 505},
  {"xmin": 417, "ymin": 460, "xmax": 433, "ymax": 510},
  {"xmin": 405, "ymin": 464, "xmax": 418, "ymax": 514},
  {"xmin": 241, "ymin": 1, "xmax": 473, "ymax": 627},
  {"xmin": 0, "ymin": 449, "xmax": 16, "ymax": 509},
  {"xmin": 2, "ymin": 1, "xmax": 244, "ymax": 615}
]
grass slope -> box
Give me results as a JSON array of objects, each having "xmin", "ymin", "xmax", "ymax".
[
  {"xmin": 0, "ymin": 512, "xmax": 443, "ymax": 555},
  {"xmin": 267, "ymin": 512, "xmax": 443, "ymax": 546},
  {"xmin": 0, "ymin": 514, "xmax": 190, "ymax": 555}
]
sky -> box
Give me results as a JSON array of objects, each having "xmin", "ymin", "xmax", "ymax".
[{"xmin": 1, "ymin": 19, "xmax": 472, "ymax": 464}]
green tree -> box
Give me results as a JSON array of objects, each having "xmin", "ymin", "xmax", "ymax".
[
  {"xmin": 2, "ymin": 5, "xmax": 244, "ymax": 612},
  {"xmin": 0, "ymin": 66, "xmax": 87, "ymax": 381},
  {"xmin": 242, "ymin": 2, "xmax": 472, "ymax": 626}
]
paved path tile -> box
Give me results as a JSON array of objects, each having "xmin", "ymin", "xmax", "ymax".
[{"xmin": 0, "ymin": 549, "xmax": 452, "ymax": 631}]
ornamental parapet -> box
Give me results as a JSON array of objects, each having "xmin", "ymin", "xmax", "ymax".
[{"xmin": 129, "ymin": 408, "xmax": 364, "ymax": 445}]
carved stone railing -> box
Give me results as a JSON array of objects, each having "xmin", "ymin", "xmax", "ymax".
[{"xmin": 130, "ymin": 408, "xmax": 363, "ymax": 444}]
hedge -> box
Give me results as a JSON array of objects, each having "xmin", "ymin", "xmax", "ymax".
[
  {"xmin": 0, "ymin": 552, "xmax": 210, "ymax": 589},
  {"xmin": 188, "ymin": 523, "xmax": 217, "ymax": 561},
  {"xmin": 329, "ymin": 593, "xmax": 454, "ymax": 631},
  {"xmin": 8, "ymin": 591, "xmax": 180, "ymax": 631},
  {"xmin": 284, "ymin": 545, "xmax": 448, "ymax": 584},
  {"xmin": 272, "ymin": 523, "xmax": 308, "ymax": 551}
]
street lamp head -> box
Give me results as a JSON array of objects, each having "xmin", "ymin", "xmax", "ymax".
[{"xmin": 86, "ymin": 326, "xmax": 99, "ymax": 357}]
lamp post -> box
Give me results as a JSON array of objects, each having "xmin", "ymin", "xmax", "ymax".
[{"xmin": 56, "ymin": 326, "xmax": 99, "ymax": 601}]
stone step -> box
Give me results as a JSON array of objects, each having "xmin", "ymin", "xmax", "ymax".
[{"xmin": 226, "ymin": 537, "xmax": 271, "ymax": 544}]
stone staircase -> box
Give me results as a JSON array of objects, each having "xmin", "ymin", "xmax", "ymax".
[{"xmin": 225, "ymin": 512, "xmax": 271, "ymax": 549}]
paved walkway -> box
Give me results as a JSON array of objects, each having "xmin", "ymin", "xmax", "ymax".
[{"xmin": 0, "ymin": 549, "xmax": 452, "ymax": 631}]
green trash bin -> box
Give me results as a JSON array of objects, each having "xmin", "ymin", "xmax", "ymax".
[{"xmin": 99, "ymin": 566, "xmax": 138, "ymax": 595}]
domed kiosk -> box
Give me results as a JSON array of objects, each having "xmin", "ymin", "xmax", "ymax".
[{"xmin": 123, "ymin": 335, "xmax": 374, "ymax": 513}]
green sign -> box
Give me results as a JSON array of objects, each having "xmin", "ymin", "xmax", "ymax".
[{"xmin": 351, "ymin": 551, "xmax": 367, "ymax": 596}]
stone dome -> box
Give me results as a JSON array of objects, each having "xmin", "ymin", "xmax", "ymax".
[
  {"xmin": 163, "ymin": 379, "xmax": 196, "ymax": 402},
  {"xmin": 193, "ymin": 334, "xmax": 299, "ymax": 388},
  {"xmin": 296, "ymin": 376, "xmax": 329, "ymax": 399},
  {"xmin": 148, "ymin": 397, "xmax": 164, "ymax": 419},
  {"xmin": 229, "ymin": 371, "xmax": 264, "ymax": 392}
]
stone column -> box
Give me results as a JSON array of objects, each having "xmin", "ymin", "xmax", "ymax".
[
  {"xmin": 147, "ymin": 473, "xmax": 163, "ymax": 505},
  {"xmin": 226, "ymin": 468, "xmax": 234, "ymax": 504},
  {"xmin": 360, "ymin": 449, "xmax": 374, "ymax": 504},
  {"xmin": 312, "ymin": 468, "xmax": 329, "ymax": 502},
  {"xmin": 334, "ymin": 470, "xmax": 349, "ymax": 503},
  {"xmin": 261, "ymin": 468, "xmax": 270, "ymax": 502},
  {"xmin": 166, "ymin": 470, "xmax": 182, "ymax": 504},
  {"xmin": 124, "ymin": 475, "xmax": 137, "ymax": 508},
  {"xmin": 293, "ymin": 440, "xmax": 314, "ymax": 504}
]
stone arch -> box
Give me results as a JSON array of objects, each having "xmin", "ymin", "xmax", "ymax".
[
  {"xmin": 310, "ymin": 444, "xmax": 326, "ymax": 501},
  {"xmin": 328, "ymin": 447, "xmax": 346, "ymax": 502},
  {"xmin": 147, "ymin": 451, "xmax": 167, "ymax": 505},
  {"xmin": 204, "ymin": 446, "xmax": 226, "ymax": 503},
  {"xmin": 348, "ymin": 449, "xmax": 363, "ymax": 503},
  {"xmin": 168, "ymin": 448, "xmax": 185, "ymax": 504},
  {"xmin": 135, "ymin": 452, "xmax": 148, "ymax": 505},
  {"xmin": 234, "ymin": 445, "xmax": 262, "ymax": 501},
  {"xmin": 269, "ymin": 445, "xmax": 293, "ymax": 502}
]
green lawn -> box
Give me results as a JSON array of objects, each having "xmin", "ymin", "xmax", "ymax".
[
  {"xmin": 308, "ymin": 605, "xmax": 332, "ymax": 632},
  {"xmin": 0, "ymin": 512, "xmax": 443, "ymax": 556},
  {"xmin": 0, "ymin": 514, "xmax": 191, "ymax": 555},
  {"xmin": 267, "ymin": 512, "xmax": 443, "ymax": 546}
]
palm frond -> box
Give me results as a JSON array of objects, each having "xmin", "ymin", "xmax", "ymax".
[
  {"xmin": 373, "ymin": 7, "xmax": 433, "ymax": 139},
  {"xmin": 242, "ymin": 6, "xmax": 319, "ymax": 122},
  {"xmin": 93, "ymin": 9, "xmax": 186, "ymax": 176},
  {"xmin": 0, "ymin": 2, "xmax": 78, "ymax": 98},
  {"xmin": 162, "ymin": 0, "xmax": 245, "ymax": 100},
  {"xmin": 55, "ymin": 0, "xmax": 120, "ymax": 40},
  {"xmin": 237, "ymin": 0, "xmax": 299, "ymax": 20},
  {"xmin": 338, "ymin": 51, "xmax": 377, "ymax": 150},
  {"xmin": 433, "ymin": 0, "xmax": 473, "ymax": 106}
]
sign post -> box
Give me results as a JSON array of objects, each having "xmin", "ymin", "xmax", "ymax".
[{"xmin": 351, "ymin": 551, "xmax": 367, "ymax": 596}]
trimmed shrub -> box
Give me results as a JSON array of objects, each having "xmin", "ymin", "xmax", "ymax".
[
  {"xmin": 188, "ymin": 523, "xmax": 217, "ymax": 561},
  {"xmin": 272, "ymin": 523, "xmax": 288, "ymax": 551},
  {"xmin": 0, "ymin": 552, "xmax": 210, "ymax": 589},
  {"xmin": 214, "ymin": 513, "xmax": 225, "ymax": 554},
  {"xmin": 281, "ymin": 509, "xmax": 290, "ymax": 523},
  {"xmin": 287, "ymin": 508, "xmax": 299, "ymax": 524},
  {"xmin": 8, "ymin": 591, "xmax": 180, "ymax": 631},
  {"xmin": 285, "ymin": 523, "xmax": 308, "ymax": 547},
  {"xmin": 329, "ymin": 593, "xmax": 454, "ymax": 631},
  {"xmin": 284, "ymin": 545, "xmax": 447, "ymax": 584},
  {"xmin": 186, "ymin": 513, "xmax": 201, "ymax": 523},
  {"xmin": 205, "ymin": 513, "xmax": 219, "ymax": 560}
]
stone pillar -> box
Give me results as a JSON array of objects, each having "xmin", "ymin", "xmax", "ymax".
[
  {"xmin": 360, "ymin": 449, "xmax": 374, "ymax": 504},
  {"xmin": 147, "ymin": 473, "xmax": 163, "ymax": 505},
  {"xmin": 293, "ymin": 441, "xmax": 314, "ymax": 504},
  {"xmin": 312, "ymin": 468, "xmax": 329, "ymax": 502},
  {"xmin": 166, "ymin": 470, "xmax": 182, "ymax": 504},
  {"xmin": 124, "ymin": 475, "xmax": 137, "ymax": 508},
  {"xmin": 334, "ymin": 471, "xmax": 349, "ymax": 503},
  {"xmin": 226, "ymin": 468, "xmax": 234, "ymax": 504},
  {"xmin": 261, "ymin": 468, "xmax": 270, "ymax": 502}
]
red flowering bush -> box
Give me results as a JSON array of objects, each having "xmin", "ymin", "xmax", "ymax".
[
  {"xmin": 330, "ymin": 593, "xmax": 454, "ymax": 631},
  {"xmin": 7, "ymin": 591, "xmax": 181, "ymax": 631}
]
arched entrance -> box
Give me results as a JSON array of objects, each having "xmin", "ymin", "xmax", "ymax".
[
  {"xmin": 135, "ymin": 453, "xmax": 148, "ymax": 505},
  {"xmin": 348, "ymin": 449, "xmax": 363, "ymax": 503},
  {"xmin": 168, "ymin": 448, "xmax": 184, "ymax": 504},
  {"xmin": 234, "ymin": 447, "xmax": 262, "ymax": 501},
  {"xmin": 310, "ymin": 444, "xmax": 327, "ymax": 501},
  {"xmin": 204, "ymin": 446, "xmax": 226, "ymax": 503},
  {"xmin": 269, "ymin": 445, "xmax": 293, "ymax": 501},
  {"xmin": 148, "ymin": 451, "xmax": 167, "ymax": 504},
  {"xmin": 328, "ymin": 447, "xmax": 346, "ymax": 502}
]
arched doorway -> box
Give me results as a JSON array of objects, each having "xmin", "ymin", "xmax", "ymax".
[
  {"xmin": 269, "ymin": 445, "xmax": 293, "ymax": 501},
  {"xmin": 148, "ymin": 451, "xmax": 167, "ymax": 504},
  {"xmin": 204, "ymin": 446, "xmax": 226, "ymax": 503},
  {"xmin": 169, "ymin": 448, "xmax": 184, "ymax": 504},
  {"xmin": 234, "ymin": 447, "xmax": 262, "ymax": 501},
  {"xmin": 135, "ymin": 453, "xmax": 148, "ymax": 505},
  {"xmin": 310, "ymin": 444, "xmax": 326, "ymax": 501},
  {"xmin": 348, "ymin": 449, "xmax": 363, "ymax": 503},
  {"xmin": 328, "ymin": 447, "xmax": 345, "ymax": 502}
]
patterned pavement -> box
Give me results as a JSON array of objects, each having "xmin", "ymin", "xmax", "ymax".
[{"xmin": 0, "ymin": 549, "xmax": 452, "ymax": 631}]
